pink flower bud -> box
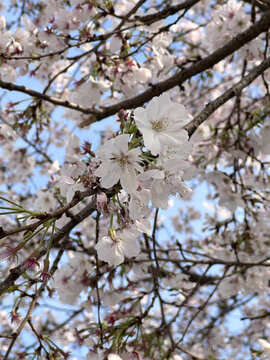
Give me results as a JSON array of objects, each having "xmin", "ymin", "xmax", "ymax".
[{"xmin": 40, "ymin": 272, "xmax": 51, "ymax": 282}]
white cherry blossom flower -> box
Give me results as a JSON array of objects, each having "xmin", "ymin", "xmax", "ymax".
[
  {"xmin": 0, "ymin": 30, "xmax": 12, "ymax": 53},
  {"xmin": 58, "ymin": 175, "xmax": 85, "ymax": 203},
  {"xmin": 218, "ymin": 183, "xmax": 245, "ymax": 212},
  {"xmin": 95, "ymin": 227, "xmax": 140, "ymax": 266},
  {"xmin": 69, "ymin": 77, "xmax": 110, "ymax": 106},
  {"xmin": 72, "ymin": 2, "xmax": 97, "ymax": 22},
  {"xmin": 0, "ymin": 124, "xmax": 17, "ymax": 145},
  {"xmin": 65, "ymin": 133, "xmax": 81, "ymax": 162},
  {"xmin": 12, "ymin": 27, "xmax": 31, "ymax": 54},
  {"xmin": 38, "ymin": 30, "xmax": 61, "ymax": 51},
  {"xmin": 133, "ymin": 93, "xmax": 189, "ymax": 155},
  {"xmin": 48, "ymin": 160, "xmax": 60, "ymax": 177},
  {"xmin": 61, "ymin": 161, "xmax": 86, "ymax": 179},
  {"xmin": 33, "ymin": 189, "xmax": 57, "ymax": 212},
  {"xmin": 139, "ymin": 159, "xmax": 192, "ymax": 209},
  {"xmin": 134, "ymin": 219, "xmax": 151, "ymax": 236},
  {"xmin": 102, "ymin": 290, "xmax": 126, "ymax": 307},
  {"xmin": 95, "ymin": 134, "xmax": 143, "ymax": 194}
]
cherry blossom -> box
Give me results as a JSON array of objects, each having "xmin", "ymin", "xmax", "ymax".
[
  {"xmin": 138, "ymin": 158, "xmax": 192, "ymax": 209},
  {"xmin": 95, "ymin": 134, "xmax": 143, "ymax": 193},
  {"xmin": 95, "ymin": 226, "xmax": 140, "ymax": 266},
  {"xmin": 133, "ymin": 93, "xmax": 189, "ymax": 155},
  {"xmin": 0, "ymin": 1, "xmax": 270, "ymax": 359}
]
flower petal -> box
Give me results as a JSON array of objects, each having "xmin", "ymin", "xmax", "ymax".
[{"xmin": 121, "ymin": 166, "xmax": 138, "ymax": 193}]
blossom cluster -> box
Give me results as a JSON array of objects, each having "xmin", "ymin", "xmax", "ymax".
[
  {"xmin": 1, "ymin": 0, "xmax": 270, "ymax": 359},
  {"xmin": 93, "ymin": 93, "xmax": 192, "ymax": 266},
  {"xmin": 204, "ymin": 0, "xmax": 263, "ymax": 59}
]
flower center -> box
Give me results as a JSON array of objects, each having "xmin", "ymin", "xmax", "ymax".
[
  {"xmin": 152, "ymin": 117, "xmax": 168, "ymax": 132},
  {"xmin": 110, "ymin": 236, "xmax": 120, "ymax": 247},
  {"xmin": 119, "ymin": 154, "xmax": 129, "ymax": 165}
]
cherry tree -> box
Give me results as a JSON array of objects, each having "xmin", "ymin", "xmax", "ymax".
[{"xmin": 0, "ymin": 0, "xmax": 270, "ymax": 359}]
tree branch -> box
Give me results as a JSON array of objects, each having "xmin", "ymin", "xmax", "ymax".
[
  {"xmin": 0, "ymin": 189, "xmax": 95, "ymax": 240},
  {"xmin": 0, "ymin": 80, "xmax": 96, "ymax": 114},
  {"xmin": 184, "ymin": 55, "xmax": 270, "ymax": 136},
  {"xmin": 1, "ymin": 9, "xmax": 270, "ymax": 125},
  {"xmin": 132, "ymin": 0, "xmax": 200, "ymax": 25},
  {"xmin": 0, "ymin": 196, "xmax": 97, "ymax": 297},
  {"xmin": 80, "ymin": 8, "xmax": 270, "ymax": 125}
]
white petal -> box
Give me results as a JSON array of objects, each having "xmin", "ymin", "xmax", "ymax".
[
  {"xmin": 258, "ymin": 338, "xmax": 270, "ymax": 354},
  {"xmin": 108, "ymin": 354, "xmax": 123, "ymax": 360},
  {"xmin": 129, "ymin": 196, "xmax": 141, "ymax": 220},
  {"xmin": 164, "ymin": 158, "xmax": 190, "ymax": 172},
  {"xmin": 95, "ymin": 237, "xmax": 124, "ymax": 266},
  {"xmin": 121, "ymin": 166, "xmax": 138, "ymax": 193},
  {"xmin": 58, "ymin": 175, "xmax": 75, "ymax": 185},
  {"xmin": 127, "ymin": 147, "xmax": 142, "ymax": 160},
  {"xmin": 113, "ymin": 134, "xmax": 130, "ymax": 154},
  {"xmin": 138, "ymin": 169, "xmax": 164, "ymax": 181},
  {"xmin": 146, "ymin": 93, "xmax": 169, "ymax": 120},
  {"xmin": 96, "ymin": 162, "xmax": 120, "ymax": 188},
  {"xmin": 135, "ymin": 219, "xmax": 152, "ymax": 235},
  {"xmin": 66, "ymin": 188, "xmax": 75, "ymax": 203},
  {"xmin": 100, "ymin": 171, "xmax": 120, "ymax": 188},
  {"xmin": 151, "ymin": 181, "xmax": 169, "ymax": 209},
  {"xmin": 94, "ymin": 162, "xmax": 108, "ymax": 177},
  {"xmin": 157, "ymin": 93, "xmax": 173, "ymax": 118},
  {"xmin": 134, "ymin": 107, "xmax": 148, "ymax": 129},
  {"xmin": 143, "ymin": 129, "xmax": 161, "ymax": 155},
  {"xmin": 166, "ymin": 103, "xmax": 189, "ymax": 123},
  {"xmin": 121, "ymin": 238, "xmax": 140, "ymax": 258}
]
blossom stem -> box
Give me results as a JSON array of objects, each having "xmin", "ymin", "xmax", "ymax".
[
  {"xmin": 0, "ymin": 211, "xmax": 24, "ymax": 215},
  {"xmin": 0, "ymin": 196, "xmax": 23, "ymax": 208},
  {"xmin": 38, "ymin": 220, "xmax": 54, "ymax": 250},
  {"xmin": 0, "ymin": 206, "xmax": 23, "ymax": 211},
  {"xmin": 129, "ymin": 136, "xmax": 143, "ymax": 148},
  {"xmin": 45, "ymin": 220, "xmax": 56, "ymax": 261},
  {"xmin": 139, "ymin": 154, "xmax": 158, "ymax": 167},
  {"xmin": 23, "ymin": 224, "xmax": 49, "ymax": 243}
]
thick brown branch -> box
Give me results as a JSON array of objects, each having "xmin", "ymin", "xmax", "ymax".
[{"xmin": 1, "ymin": 9, "xmax": 270, "ymax": 125}]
